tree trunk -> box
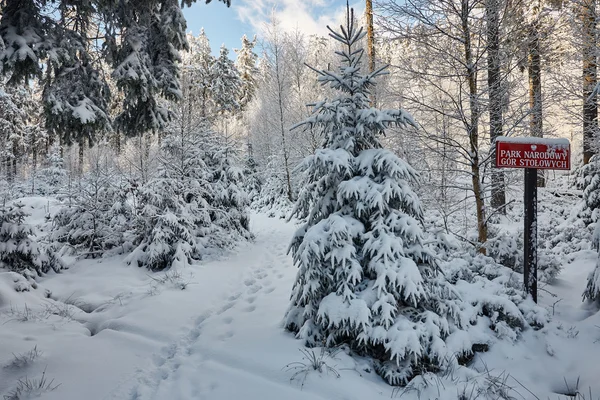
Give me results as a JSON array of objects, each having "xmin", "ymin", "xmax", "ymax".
[
  {"xmin": 582, "ymin": 0, "xmax": 597, "ymax": 165},
  {"xmin": 366, "ymin": 0, "xmax": 376, "ymax": 105},
  {"xmin": 528, "ymin": 24, "xmax": 545, "ymax": 186},
  {"xmin": 486, "ymin": 0, "xmax": 506, "ymax": 212},
  {"xmin": 11, "ymin": 140, "xmax": 17, "ymax": 181},
  {"xmin": 462, "ymin": 0, "xmax": 487, "ymax": 252},
  {"xmin": 273, "ymin": 41, "xmax": 294, "ymax": 202},
  {"xmin": 78, "ymin": 137, "xmax": 85, "ymax": 175}
]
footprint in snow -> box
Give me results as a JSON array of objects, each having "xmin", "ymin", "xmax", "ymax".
[
  {"xmin": 217, "ymin": 302, "xmax": 235, "ymax": 314},
  {"xmin": 218, "ymin": 330, "xmax": 234, "ymax": 340},
  {"xmin": 248, "ymin": 285, "xmax": 262, "ymax": 294}
]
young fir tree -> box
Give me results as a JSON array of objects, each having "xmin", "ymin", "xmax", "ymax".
[
  {"xmin": 284, "ymin": 9, "xmax": 468, "ymax": 385},
  {"xmin": 0, "ymin": 202, "xmax": 64, "ymax": 276}
]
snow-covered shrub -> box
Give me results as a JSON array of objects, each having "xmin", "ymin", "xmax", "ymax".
[
  {"xmin": 0, "ymin": 202, "xmax": 64, "ymax": 276},
  {"xmin": 252, "ymin": 171, "xmax": 294, "ymax": 218},
  {"xmin": 34, "ymin": 146, "xmax": 67, "ymax": 196},
  {"xmin": 584, "ymin": 223, "xmax": 600, "ymax": 302},
  {"xmin": 485, "ymin": 230, "xmax": 521, "ymax": 271},
  {"xmin": 579, "ymin": 155, "xmax": 600, "ymax": 223}
]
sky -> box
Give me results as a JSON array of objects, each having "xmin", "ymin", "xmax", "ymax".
[{"xmin": 182, "ymin": 0, "xmax": 364, "ymax": 59}]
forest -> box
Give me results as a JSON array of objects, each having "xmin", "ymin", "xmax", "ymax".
[{"xmin": 1, "ymin": 0, "xmax": 600, "ymax": 399}]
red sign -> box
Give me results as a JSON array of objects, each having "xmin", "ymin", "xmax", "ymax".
[{"xmin": 495, "ymin": 137, "xmax": 570, "ymax": 170}]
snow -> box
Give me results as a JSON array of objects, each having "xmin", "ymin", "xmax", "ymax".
[
  {"xmin": 1, "ymin": 201, "xmax": 600, "ymax": 399},
  {"xmin": 496, "ymin": 136, "xmax": 571, "ymax": 146}
]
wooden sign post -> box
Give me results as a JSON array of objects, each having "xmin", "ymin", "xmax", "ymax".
[{"xmin": 495, "ymin": 137, "xmax": 571, "ymax": 302}]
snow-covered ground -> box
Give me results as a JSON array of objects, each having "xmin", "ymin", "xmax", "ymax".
[{"xmin": 1, "ymin": 205, "xmax": 600, "ymax": 399}]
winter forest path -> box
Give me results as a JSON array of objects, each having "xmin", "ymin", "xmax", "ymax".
[{"xmin": 104, "ymin": 213, "xmax": 337, "ymax": 400}]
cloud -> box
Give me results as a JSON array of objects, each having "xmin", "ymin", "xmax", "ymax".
[{"xmin": 235, "ymin": 0, "xmax": 365, "ymax": 38}]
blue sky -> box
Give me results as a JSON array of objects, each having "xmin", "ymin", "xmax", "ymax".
[{"xmin": 182, "ymin": 0, "xmax": 364, "ymax": 59}]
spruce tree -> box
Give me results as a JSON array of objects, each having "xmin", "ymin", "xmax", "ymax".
[
  {"xmin": 285, "ymin": 9, "xmax": 465, "ymax": 385},
  {"xmin": 126, "ymin": 124, "xmax": 213, "ymax": 271},
  {"xmin": 235, "ymin": 34, "xmax": 259, "ymax": 109},
  {"xmin": 211, "ymin": 45, "xmax": 242, "ymax": 116},
  {"xmin": 584, "ymin": 222, "xmax": 600, "ymax": 302},
  {"xmin": 0, "ymin": 202, "xmax": 64, "ymax": 276}
]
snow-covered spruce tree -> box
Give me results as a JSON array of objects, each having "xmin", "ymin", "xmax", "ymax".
[
  {"xmin": 52, "ymin": 145, "xmax": 133, "ymax": 258},
  {"xmin": 242, "ymin": 153, "xmax": 262, "ymax": 203},
  {"xmin": 126, "ymin": 122, "xmax": 214, "ymax": 271},
  {"xmin": 284, "ymin": 10, "xmax": 522, "ymax": 385},
  {"xmin": 579, "ymin": 155, "xmax": 600, "ymax": 223},
  {"xmin": 201, "ymin": 130, "xmax": 251, "ymax": 246},
  {"xmin": 584, "ymin": 216, "xmax": 600, "ymax": 302},
  {"xmin": 235, "ymin": 34, "xmax": 259, "ymax": 110},
  {"xmin": 0, "ymin": 201, "xmax": 64, "ymax": 276},
  {"xmin": 35, "ymin": 145, "xmax": 67, "ymax": 196}
]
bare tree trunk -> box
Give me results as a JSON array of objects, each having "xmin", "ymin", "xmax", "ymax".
[
  {"xmin": 11, "ymin": 140, "xmax": 17, "ymax": 182},
  {"xmin": 582, "ymin": 0, "xmax": 597, "ymax": 165},
  {"xmin": 486, "ymin": 0, "xmax": 506, "ymax": 212},
  {"xmin": 366, "ymin": 0, "xmax": 376, "ymax": 105},
  {"xmin": 528, "ymin": 24, "xmax": 545, "ymax": 186},
  {"xmin": 462, "ymin": 0, "xmax": 487, "ymax": 252},
  {"xmin": 78, "ymin": 137, "xmax": 85, "ymax": 175}
]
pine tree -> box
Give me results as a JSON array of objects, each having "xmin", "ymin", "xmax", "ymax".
[
  {"xmin": 235, "ymin": 34, "xmax": 259, "ymax": 109},
  {"xmin": 211, "ymin": 45, "xmax": 242, "ymax": 116},
  {"xmin": 284, "ymin": 9, "xmax": 467, "ymax": 385},
  {"xmin": 184, "ymin": 29, "xmax": 216, "ymax": 119},
  {"xmin": 0, "ymin": 202, "xmax": 64, "ymax": 276}
]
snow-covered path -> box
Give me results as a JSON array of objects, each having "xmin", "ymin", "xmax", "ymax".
[
  {"xmin": 102, "ymin": 213, "xmax": 387, "ymax": 400},
  {"xmin": 112, "ymin": 213, "xmax": 305, "ymax": 400},
  {"xmin": 1, "ymin": 212, "xmax": 389, "ymax": 400}
]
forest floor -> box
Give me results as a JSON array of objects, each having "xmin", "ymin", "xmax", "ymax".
[{"xmin": 1, "ymin": 199, "xmax": 600, "ymax": 400}]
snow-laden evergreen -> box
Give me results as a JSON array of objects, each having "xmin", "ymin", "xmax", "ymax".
[
  {"xmin": 580, "ymin": 154, "xmax": 600, "ymax": 223},
  {"xmin": 0, "ymin": 201, "xmax": 64, "ymax": 276},
  {"xmin": 584, "ymin": 222, "xmax": 600, "ymax": 302},
  {"xmin": 52, "ymin": 146, "xmax": 133, "ymax": 258},
  {"xmin": 125, "ymin": 128, "xmax": 213, "ymax": 271},
  {"xmin": 284, "ymin": 10, "xmax": 545, "ymax": 386},
  {"xmin": 125, "ymin": 124, "xmax": 250, "ymax": 271},
  {"xmin": 202, "ymin": 131, "xmax": 252, "ymax": 247},
  {"xmin": 211, "ymin": 45, "xmax": 242, "ymax": 116},
  {"xmin": 235, "ymin": 34, "xmax": 259, "ymax": 109}
]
